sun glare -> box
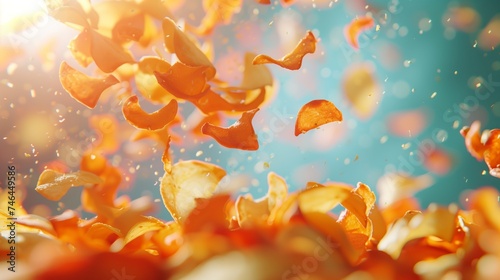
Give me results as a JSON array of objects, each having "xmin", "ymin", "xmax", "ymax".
[{"xmin": 0, "ymin": 0, "xmax": 46, "ymax": 28}]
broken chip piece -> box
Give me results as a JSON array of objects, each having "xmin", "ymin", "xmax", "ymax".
[{"xmin": 295, "ymin": 99, "xmax": 343, "ymax": 136}]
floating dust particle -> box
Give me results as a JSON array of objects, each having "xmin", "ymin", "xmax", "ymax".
[
  {"xmin": 380, "ymin": 135, "xmax": 388, "ymax": 144},
  {"xmin": 180, "ymin": 148, "xmax": 185, "ymax": 153},
  {"xmin": 453, "ymin": 120, "xmax": 460, "ymax": 129},
  {"xmin": 24, "ymin": 153, "xmax": 31, "ymax": 157},
  {"xmin": 402, "ymin": 142, "xmax": 411, "ymax": 150},
  {"xmin": 30, "ymin": 89, "xmax": 36, "ymax": 98},
  {"xmin": 454, "ymin": 70, "xmax": 458, "ymax": 75},
  {"xmin": 196, "ymin": 150, "xmax": 203, "ymax": 157},
  {"xmin": 354, "ymin": 155, "xmax": 359, "ymax": 161},
  {"xmin": 482, "ymin": 170, "xmax": 487, "ymax": 175},
  {"xmin": 263, "ymin": 162, "xmax": 270, "ymax": 169},
  {"xmin": 431, "ymin": 92, "xmax": 437, "ymax": 98},
  {"xmin": 344, "ymin": 158, "xmax": 350, "ymax": 165}
]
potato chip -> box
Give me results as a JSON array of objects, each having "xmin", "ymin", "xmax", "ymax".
[
  {"xmin": 377, "ymin": 173, "xmax": 433, "ymax": 207},
  {"xmin": 345, "ymin": 16, "xmax": 375, "ymax": 49},
  {"xmin": 136, "ymin": 56, "xmax": 176, "ymax": 103},
  {"xmin": 423, "ymin": 148, "xmax": 453, "ymax": 175},
  {"xmin": 45, "ymin": 0, "xmax": 99, "ymax": 30},
  {"xmin": 460, "ymin": 121, "xmax": 485, "ymax": 160},
  {"xmin": 192, "ymin": 0, "xmax": 243, "ymax": 35},
  {"xmin": 59, "ymin": 61, "xmax": 119, "ymax": 109},
  {"xmin": 122, "ymin": 95, "xmax": 178, "ymax": 130},
  {"xmin": 342, "ymin": 63, "xmax": 381, "ymax": 119},
  {"xmin": 202, "ymin": 108, "xmax": 259, "ymax": 150},
  {"xmin": 378, "ymin": 205, "xmax": 458, "ymax": 258},
  {"xmin": 253, "ymin": 31, "xmax": 316, "ymax": 70},
  {"xmin": 295, "ymin": 99, "xmax": 343, "ymax": 136},
  {"xmin": 162, "ymin": 17, "xmax": 216, "ymax": 79},
  {"xmin": 184, "ymin": 194, "xmax": 232, "ymax": 233},
  {"xmin": 461, "ymin": 121, "xmax": 500, "ymax": 177},
  {"xmin": 89, "ymin": 28, "xmax": 135, "ymax": 73},
  {"xmin": 36, "ymin": 169, "xmax": 103, "ymax": 201},
  {"xmin": 267, "ymin": 172, "xmax": 288, "ymax": 211},
  {"xmin": 154, "ymin": 62, "xmax": 211, "ymax": 98},
  {"xmin": 235, "ymin": 195, "xmax": 270, "ymax": 226},
  {"xmin": 469, "ymin": 187, "xmax": 500, "ymax": 231},
  {"xmin": 160, "ymin": 160, "xmax": 226, "ymax": 223}
]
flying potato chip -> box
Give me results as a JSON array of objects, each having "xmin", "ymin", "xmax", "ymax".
[
  {"xmin": 202, "ymin": 108, "xmax": 259, "ymax": 150},
  {"xmin": 253, "ymin": 31, "xmax": 316, "ymax": 70},
  {"xmin": 59, "ymin": 61, "xmax": 119, "ymax": 109},
  {"xmin": 154, "ymin": 62, "xmax": 211, "ymax": 98},
  {"xmin": 160, "ymin": 160, "xmax": 226, "ymax": 223},
  {"xmin": 345, "ymin": 16, "xmax": 375, "ymax": 49},
  {"xmin": 122, "ymin": 95, "xmax": 178, "ymax": 130},
  {"xmin": 162, "ymin": 17, "xmax": 216, "ymax": 79},
  {"xmin": 36, "ymin": 169, "xmax": 103, "ymax": 201},
  {"xmin": 192, "ymin": 0, "xmax": 243, "ymax": 35},
  {"xmin": 460, "ymin": 121, "xmax": 500, "ymax": 177},
  {"xmin": 342, "ymin": 63, "xmax": 381, "ymax": 119},
  {"xmin": 295, "ymin": 99, "xmax": 343, "ymax": 136}
]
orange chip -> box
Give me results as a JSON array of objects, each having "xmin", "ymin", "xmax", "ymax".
[
  {"xmin": 45, "ymin": 0, "xmax": 99, "ymax": 30},
  {"xmin": 342, "ymin": 63, "xmax": 381, "ymax": 119},
  {"xmin": 154, "ymin": 62, "xmax": 211, "ymax": 98},
  {"xmin": 135, "ymin": 56, "xmax": 176, "ymax": 103},
  {"xmin": 460, "ymin": 120, "xmax": 485, "ymax": 160},
  {"xmin": 122, "ymin": 95, "xmax": 178, "ymax": 130},
  {"xmin": 88, "ymin": 28, "xmax": 135, "ymax": 73},
  {"xmin": 59, "ymin": 61, "xmax": 119, "ymax": 109},
  {"xmin": 202, "ymin": 108, "xmax": 259, "ymax": 150},
  {"xmin": 192, "ymin": 0, "xmax": 243, "ymax": 36},
  {"xmin": 377, "ymin": 173, "xmax": 433, "ymax": 207},
  {"xmin": 89, "ymin": 114, "xmax": 120, "ymax": 154},
  {"xmin": 444, "ymin": 7, "xmax": 481, "ymax": 33},
  {"xmin": 160, "ymin": 160, "xmax": 226, "ymax": 223},
  {"xmin": 423, "ymin": 148, "xmax": 453, "ymax": 175},
  {"xmin": 345, "ymin": 16, "xmax": 375, "ymax": 49},
  {"xmin": 162, "ymin": 17, "xmax": 216, "ymax": 79},
  {"xmin": 484, "ymin": 129, "xmax": 500, "ymax": 177},
  {"xmin": 36, "ymin": 169, "xmax": 103, "ymax": 201},
  {"xmin": 295, "ymin": 99, "xmax": 343, "ymax": 136},
  {"xmin": 477, "ymin": 16, "xmax": 500, "ymax": 50},
  {"xmin": 387, "ymin": 109, "xmax": 427, "ymax": 138},
  {"xmin": 253, "ymin": 31, "xmax": 316, "ymax": 70}
]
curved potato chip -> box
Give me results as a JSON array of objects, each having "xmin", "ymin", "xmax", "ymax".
[
  {"xmin": 235, "ymin": 195, "xmax": 270, "ymax": 226},
  {"xmin": 460, "ymin": 121, "xmax": 485, "ymax": 160},
  {"xmin": 154, "ymin": 62, "xmax": 211, "ymax": 98},
  {"xmin": 36, "ymin": 169, "xmax": 103, "ymax": 201},
  {"xmin": 267, "ymin": 172, "xmax": 288, "ymax": 211},
  {"xmin": 122, "ymin": 95, "xmax": 178, "ymax": 130},
  {"xmin": 162, "ymin": 17, "xmax": 216, "ymax": 79},
  {"xmin": 93, "ymin": 1, "xmax": 144, "ymax": 42},
  {"xmin": 469, "ymin": 187, "xmax": 500, "ymax": 231},
  {"xmin": 89, "ymin": 28, "xmax": 135, "ymax": 73},
  {"xmin": 136, "ymin": 56, "xmax": 176, "ymax": 103},
  {"xmin": 123, "ymin": 217, "xmax": 165, "ymax": 245},
  {"xmin": 378, "ymin": 205, "xmax": 458, "ymax": 259},
  {"xmin": 295, "ymin": 99, "xmax": 343, "ymax": 136},
  {"xmin": 387, "ymin": 109, "xmax": 427, "ymax": 137},
  {"xmin": 444, "ymin": 7, "xmax": 481, "ymax": 33},
  {"xmin": 45, "ymin": 0, "xmax": 98, "ymax": 30},
  {"xmin": 484, "ymin": 129, "xmax": 500, "ymax": 177},
  {"xmin": 202, "ymin": 108, "xmax": 259, "ymax": 150},
  {"xmin": 59, "ymin": 61, "xmax": 119, "ymax": 109},
  {"xmin": 184, "ymin": 194, "xmax": 231, "ymax": 233},
  {"xmin": 477, "ymin": 16, "xmax": 500, "ymax": 50},
  {"xmin": 191, "ymin": 0, "xmax": 243, "ymax": 35},
  {"xmin": 253, "ymin": 31, "xmax": 316, "ymax": 70},
  {"xmin": 345, "ymin": 16, "xmax": 374, "ymax": 49},
  {"xmin": 377, "ymin": 173, "xmax": 433, "ymax": 207},
  {"xmin": 342, "ymin": 63, "xmax": 381, "ymax": 119},
  {"xmin": 160, "ymin": 160, "xmax": 226, "ymax": 223}
]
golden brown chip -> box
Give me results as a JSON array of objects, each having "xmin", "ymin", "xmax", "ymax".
[
  {"xmin": 253, "ymin": 31, "xmax": 316, "ymax": 70},
  {"xmin": 154, "ymin": 62, "xmax": 211, "ymax": 98},
  {"xmin": 136, "ymin": 56, "xmax": 176, "ymax": 103},
  {"xmin": 202, "ymin": 108, "xmax": 259, "ymax": 150},
  {"xmin": 342, "ymin": 63, "xmax": 381, "ymax": 119},
  {"xmin": 345, "ymin": 16, "xmax": 375, "ymax": 49},
  {"xmin": 295, "ymin": 99, "xmax": 343, "ymax": 136},
  {"xmin": 160, "ymin": 160, "xmax": 226, "ymax": 223},
  {"xmin": 162, "ymin": 17, "xmax": 216, "ymax": 78},
  {"xmin": 122, "ymin": 95, "xmax": 178, "ymax": 130},
  {"xmin": 88, "ymin": 28, "xmax": 135, "ymax": 73},
  {"xmin": 59, "ymin": 61, "xmax": 119, "ymax": 109},
  {"xmin": 460, "ymin": 121, "xmax": 485, "ymax": 160},
  {"xmin": 192, "ymin": 0, "xmax": 243, "ymax": 35},
  {"xmin": 36, "ymin": 169, "xmax": 103, "ymax": 201}
]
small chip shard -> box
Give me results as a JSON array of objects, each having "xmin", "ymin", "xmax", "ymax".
[{"xmin": 345, "ymin": 16, "xmax": 375, "ymax": 49}]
